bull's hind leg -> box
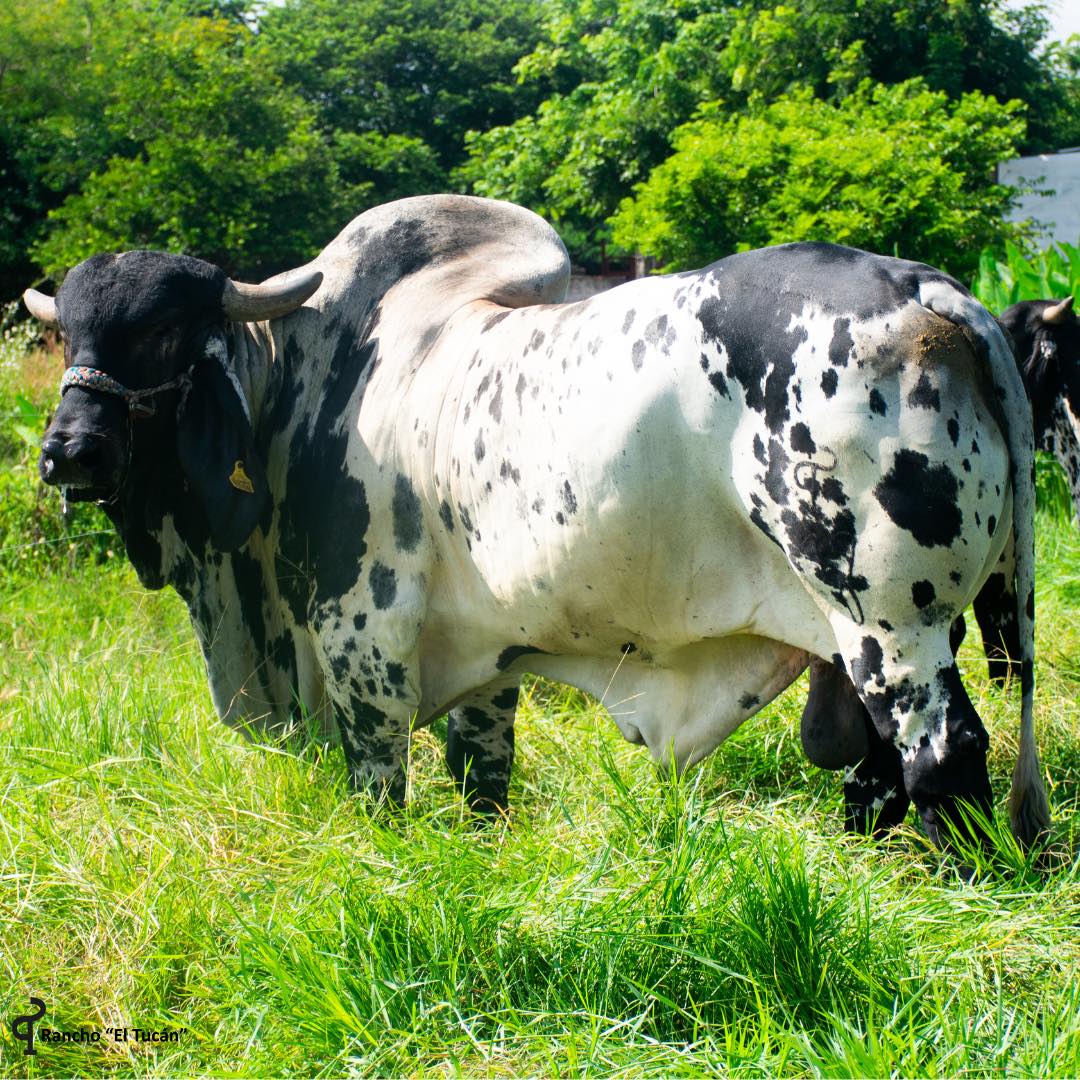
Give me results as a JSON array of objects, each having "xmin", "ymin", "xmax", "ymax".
[
  {"xmin": 843, "ymin": 713, "xmax": 909, "ymax": 836},
  {"xmin": 446, "ymin": 678, "xmax": 519, "ymax": 813},
  {"xmin": 972, "ymin": 539, "xmax": 1021, "ymax": 687},
  {"xmin": 835, "ymin": 626, "xmax": 992, "ymax": 848},
  {"xmin": 803, "ymin": 610, "xmax": 979, "ymax": 837}
]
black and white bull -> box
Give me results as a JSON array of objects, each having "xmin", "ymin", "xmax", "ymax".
[
  {"xmin": 24, "ymin": 195, "xmax": 1050, "ymax": 847},
  {"xmin": 1003, "ymin": 295, "xmax": 1080, "ymax": 520},
  {"xmin": 937, "ymin": 295, "xmax": 1080, "ymax": 690}
]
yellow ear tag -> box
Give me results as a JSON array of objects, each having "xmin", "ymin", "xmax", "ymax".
[{"xmin": 229, "ymin": 460, "xmax": 255, "ymax": 494}]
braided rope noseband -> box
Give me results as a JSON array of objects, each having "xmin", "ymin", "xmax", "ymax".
[
  {"xmin": 60, "ymin": 365, "xmax": 193, "ymax": 418},
  {"xmin": 58, "ymin": 364, "xmax": 195, "ymax": 507}
]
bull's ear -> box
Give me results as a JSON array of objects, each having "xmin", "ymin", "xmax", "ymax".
[{"xmin": 176, "ymin": 355, "xmax": 268, "ymax": 551}]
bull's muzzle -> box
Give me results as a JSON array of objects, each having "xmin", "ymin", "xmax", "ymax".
[{"xmin": 39, "ymin": 429, "xmax": 112, "ymax": 488}]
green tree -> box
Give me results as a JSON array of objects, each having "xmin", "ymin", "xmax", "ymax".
[
  {"xmin": 30, "ymin": 14, "xmax": 339, "ymax": 279},
  {"xmin": 611, "ymin": 81, "xmax": 1027, "ymax": 278},
  {"xmin": 258, "ymin": 0, "xmax": 545, "ymax": 200},
  {"xmin": 459, "ymin": 0, "xmax": 734, "ymax": 265},
  {"xmin": 462, "ymin": 0, "xmax": 1075, "ymax": 267},
  {"xmin": 718, "ymin": 0, "xmax": 1070, "ymax": 149},
  {"xmin": 1, "ymin": 0, "xmax": 341, "ymax": 286}
]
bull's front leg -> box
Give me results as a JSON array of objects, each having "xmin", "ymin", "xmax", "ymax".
[
  {"xmin": 446, "ymin": 678, "xmax": 520, "ymax": 814},
  {"xmin": 336, "ymin": 692, "xmax": 413, "ymax": 806},
  {"xmin": 313, "ymin": 583, "xmax": 427, "ymax": 808}
]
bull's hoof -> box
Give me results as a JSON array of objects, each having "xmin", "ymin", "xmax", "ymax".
[
  {"xmin": 916, "ymin": 794, "xmax": 994, "ymax": 854},
  {"xmin": 844, "ymin": 779, "xmax": 910, "ymax": 837},
  {"xmin": 465, "ymin": 796, "xmax": 512, "ymax": 829}
]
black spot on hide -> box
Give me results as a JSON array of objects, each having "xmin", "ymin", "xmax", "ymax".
[
  {"xmin": 764, "ymin": 438, "xmax": 790, "ymax": 504},
  {"xmin": 708, "ymin": 370, "xmax": 729, "ymax": 397},
  {"xmin": 369, "ymin": 562, "xmax": 397, "ymax": 609},
  {"xmin": 873, "ymin": 449, "xmax": 962, "ymax": 548},
  {"xmin": 790, "ymin": 423, "xmax": 816, "ymax": 454},
  {"xmin": 278, "ymin": 331, "xmax": 375, "ymax": 619},
  {"xmin": 491, "ymin": 687, "xmax": 519, "ymax": 710},
  {"xmin": 907, "ymin": 372, "xmax": 940, "ymax": 411},
  {"xmin": 912, "ymin": 580, "xmax": 936, "ymax": 609},
  {"xmin": 700, "ymin": 292, "xmax": 804, "ymax": 433},
  {"xmin": 496, "ymin": 645, "xmax": 547, "ymax": 671},
  {"xmin": 439, "ymin": 500, "xmax": 455, "ymax": 532},
  {"xmin": 392, "ymin": 474, "xmax": 423, "ymax": 552},
  {"xmin": 829, "ymin": 317, "xmax": 854, "ymax": 367}
]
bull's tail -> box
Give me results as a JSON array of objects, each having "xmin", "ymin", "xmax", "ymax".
[{"xmin": 917, "ymin": 280, "xmax": 1050, "ymax": 847}]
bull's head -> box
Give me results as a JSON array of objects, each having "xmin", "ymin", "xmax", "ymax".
[
  {"xmin": 24, "ymin": 253, "xmax": 321, "ymax": 554},
  {"xmin": 999, "ymin": 295, "xmax": 1080, "ymax": 525}
]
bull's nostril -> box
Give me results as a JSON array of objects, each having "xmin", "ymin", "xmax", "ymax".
[
  {"xmin": 40, "ymin": 434, "xmax": 66, "ymax": 460},
  {"xmin": 67, "ymin": 437, "xmax": 100, "ymax": 469},
  {"xmin": 38, "ymin": 430, "xmax": 109, "ymax": 485}
]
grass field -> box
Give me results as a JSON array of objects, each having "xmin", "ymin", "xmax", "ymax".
[{"xmin": 0, "ymin": 359, "xmax": 1079, "ymax": 1075}]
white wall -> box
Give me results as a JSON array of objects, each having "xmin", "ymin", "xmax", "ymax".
[{"xmin": 998, "ymin": 151, "xmax": 1080, "ymax": 248}]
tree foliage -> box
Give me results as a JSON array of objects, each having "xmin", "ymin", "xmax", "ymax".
[
  {"xmin": 0, "ymin": 0, "xmax": 542, "ymax": 293},
  {"xmin": 458, "ymin": 0, "xmax": 734, "ymax": 262},
  {"xmin": 1, "ymin": 0, "xmax": 1079, "ymax": 294},
  {"xmin": 611, "ymin": 81, "xmax": 1027, "ymax": 278},
  {"xmin": 258, "ymin": 0, "xmax": 544, "ymax": 187},
  {"xmin": 30, "ymin": 14, "xmax": 339, "ymax": 279},
  {"xmin": 464, "ymin": 0, "xmax": 1080, "ymax": 270}
]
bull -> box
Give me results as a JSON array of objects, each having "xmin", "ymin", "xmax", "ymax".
[
  {"xmin": 935, "ymin": 295, "xmax": 1079, "ymax": 690},
  {"xmin": 23, "ymin": 195, "xmax": 1050, "ymax": 847},
  {"xmin": 1002, "ymin": 294, "xmax": 1079, "ymax": 522}
]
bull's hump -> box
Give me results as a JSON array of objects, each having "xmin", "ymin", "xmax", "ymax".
[{"xmin": 319, "ymin": 195, "xmax": 571, "ymax": 312}]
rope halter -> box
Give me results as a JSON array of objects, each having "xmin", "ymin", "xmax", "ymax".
[{"xmin": 60, "ymin": 365, "xmax": 193, "ymax": 418}]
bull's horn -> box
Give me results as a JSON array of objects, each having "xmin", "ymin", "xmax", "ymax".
[
  {"xmin": 222, "ymin": 266, "xmax": 323, "ymax": 322},
  {"xmin": 23, "ymin": 288, "xmax": 58, "ymax": 327},
  {"xmin": 1042, "ymin": 295, "xmax": 1074, "ymax": 325}
]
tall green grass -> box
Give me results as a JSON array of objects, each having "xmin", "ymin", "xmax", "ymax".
[
  {"xmin": 0, "ymin": 285, "xmax": 1077, "ymax": 1076},
  {"xmin": 0, "ymin": 516, "xmax": 1077, "ymax": 1076},
  {"xmin": 0, "ymin": 340, "xmax": 117, "ymax": 584}
]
